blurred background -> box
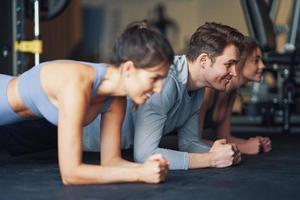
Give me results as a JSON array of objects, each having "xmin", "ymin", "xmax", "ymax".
[{"xmin": 0, "ymin": 0, "xmax": 300, "ymax": 134}]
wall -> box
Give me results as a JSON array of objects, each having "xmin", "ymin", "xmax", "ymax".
[{"xmin": 81, "ymin": 0, "xmax": 248, "ymax": 59}]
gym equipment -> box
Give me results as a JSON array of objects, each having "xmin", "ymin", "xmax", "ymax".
[
  {"xmin": 0, "ymin": 0, "xmax": 27, "ymax": 75},
  {"xmin": 0, "ymin": 0, "xmax": 69, "ymax": 75},
  {"xmin": 241, "ymin": 0, "xmax": 300, "ymax": 133},
  {"xmin": 26, "ymin": 0, "xmax": 69, "ymax": 21}
]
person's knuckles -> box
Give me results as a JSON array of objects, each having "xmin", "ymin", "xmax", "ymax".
[{"xmin": 227, "ymin": 149, "xmax": 234, "ymax": 156}]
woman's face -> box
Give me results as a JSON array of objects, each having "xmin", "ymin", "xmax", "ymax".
[
  {"xmin": 126, "ymin": 62, "xmax": 169, "ymax": 104},
  {"xmin": 226, "ymin": 47, "xmax": 265, "ymax": 92},
  {"xmin": 242, "ymin": 47, "xmax": 265, "ymax": 82}
]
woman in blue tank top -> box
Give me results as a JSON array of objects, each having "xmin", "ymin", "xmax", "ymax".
[
  {"xmin": 0, "ymin": 20, "xmax": 173, "ymax": 185},
  {"xmin": 200, "ymin": 36, "xmax": 272, "ymax": 155}
]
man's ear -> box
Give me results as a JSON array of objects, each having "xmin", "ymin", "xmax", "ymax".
[
  {"xmin": 196, "ymin": 53, "xmax": 210, "ymax": 68},
  {"xmin": 121, "ymin": 60, "xmax": 135, "ymax": 76}
]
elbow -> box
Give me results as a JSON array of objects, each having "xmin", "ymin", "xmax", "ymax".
[
  {"xmin": 62, "ymin": 177, "xmax": 72, "ymax": 186},
  {"xmin": 61, "ymin": 171, "xmax": 80, "ymax": 186},
  {"xmin": 61, "ymin": 177, "xmax": 73, "ymax": 186},
  {"xmin": 178, "ymin": 140, "xmax": 190, "ymax": 152}
]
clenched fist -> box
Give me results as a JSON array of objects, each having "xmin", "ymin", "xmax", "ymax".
[
  {"xmin": 209, "ymin": 139, "xmax": 241, "ymax": 168},
  {"xmin": 138, "ymin": 154, "xmax": 169, "ymax": 183}
]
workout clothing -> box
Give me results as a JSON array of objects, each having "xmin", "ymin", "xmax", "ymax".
[
  {"xmin": 0, "ymin": 75, "xmax": 25, "ymax": 125},
  {"xmin": 0, "ymin": 61, "xmax": 112, "ymax": 125}
]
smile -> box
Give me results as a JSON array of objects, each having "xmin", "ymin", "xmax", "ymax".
[{"xmin": 224, "ymin": 78, "xmax": 231, "ymax": 83}]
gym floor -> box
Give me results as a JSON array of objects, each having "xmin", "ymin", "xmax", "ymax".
[{"xmin": 0, "ymin": 132, "xmax": 300, "ymax": 200}]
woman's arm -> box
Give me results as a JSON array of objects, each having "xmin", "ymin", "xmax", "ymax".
[
  {"xmin": 57, "ymin": 83, "xmax": 167, "ymax": 185},
  {"xmin": 100, "ymin": 97, "xmax": 169, "ymax": 176},
  {"xmin": 215, "ymin": 92, "xmax": 236, "ymax": 140},
  {"xmin": 215, "ymin": 92, "xmax": 261, "ymax": 155},
  {"xmin": 100, "ymin": 97, "xmax": 139, "ymax": 167},
  {"xmin": 199, "ymin": 88, "xmax": 216, "ymax": 146}
]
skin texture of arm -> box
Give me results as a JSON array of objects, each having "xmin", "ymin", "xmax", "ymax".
[
  {"xmin": 100, "ymin": 97, "xmax": 139, "ymax": 167},
  {"xmin": 215, "ymin": 92, "xmax": 262, "ymax": 154},
  {"xmin": 189, "ymin": 139, "xmax": 241, "ymax": 169},
  {"xmin": 56, "ymin": 79, "xmax": 168, "ymax": 185}
]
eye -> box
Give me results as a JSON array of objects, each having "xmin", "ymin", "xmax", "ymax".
[
  {"xmin": 153, "ymin": 75, "xmax": 164, "ymax": 80},
  {"xmin": 225, "ymin": 63, "xmax": 232, "ymax": 68},
  {"xmin": 151, "ymin": 76, "xmax": 159, "ymax": 82}
]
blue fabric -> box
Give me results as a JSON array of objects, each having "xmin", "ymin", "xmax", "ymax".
[
  {"xmin": 0, "ymin": 75, "xmax": 24, "ymax": 125},
  {"xmin": 1, "ymin": 61, "xmax": 112, "ymax": 126}
]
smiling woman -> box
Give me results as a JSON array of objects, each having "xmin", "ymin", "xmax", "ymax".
[{"xmin": 0, "ymin": 20, "xmax": 174, "ymax": 185}]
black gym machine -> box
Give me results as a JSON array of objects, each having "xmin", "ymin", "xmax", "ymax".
[
  {"xmin": 0, "ymin": 0, "xmax": 69, "ymax": 75},
  {"xmin": 241, "ymin": 0, "xmax": 300, "ymax": 133}
]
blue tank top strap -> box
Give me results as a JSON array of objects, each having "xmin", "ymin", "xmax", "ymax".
[
  {"xmin": 90, "ymin": 63, "xmax": 107, "ymax": 93},
  {"xmin": 89, "ymin": 63, "xmax": 114, "ymax": 113},
  {"xmin": 101, "ymin": 97, "xmax": 114, "ymax": 113}
]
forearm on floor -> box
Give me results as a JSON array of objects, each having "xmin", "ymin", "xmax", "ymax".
[
  {"xmin": 188, "ymin": 152, "xmax": 212, "ymax": 169},
  {"xmin": 61, "ymin": 163, "xmax": 142, "ymax": 185},
  {"xmin": 138, "ymin": 147, "xmax": 189, "ymax": 170},
  {"xmin": 102, "ymin": 157, "xmax": 140, "ymax": 168}
]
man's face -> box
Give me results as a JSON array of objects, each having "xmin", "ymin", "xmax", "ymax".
[{"xmin": 205, "ymin": 44, "xmax": 239, "ymax": 91}]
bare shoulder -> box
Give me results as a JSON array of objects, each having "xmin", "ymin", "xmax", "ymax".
[
  {"xmin": 42, "ymin": 60, "xmax": 94, "ymax": 76},
  {"xmin": 40, "ymin": 60, "xmax": 96, "ymax": 95},
  {"xmin": 42, "ymin": 61, "xmax": 94, "ymax": 81}
]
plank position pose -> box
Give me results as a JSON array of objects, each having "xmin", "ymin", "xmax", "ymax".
[
  {"xmin": 0, "ymin": 21, "xmax": 174, "ymax": 185},
  {"xmin": 83, "ymin": 22, "xmax": 244, "ymax": 170}
]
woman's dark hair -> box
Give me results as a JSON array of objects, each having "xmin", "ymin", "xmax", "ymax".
[
  {"xmin": 186, "ymin": 22, "xmax": 244, "ymax": 62},
  {"xmin": 110, "ymin": 20, "xmax": 174, "ymax": 68},
  {"xmin": 237, "ymin": 36, "xmax": 261, "ymax": 70}
]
